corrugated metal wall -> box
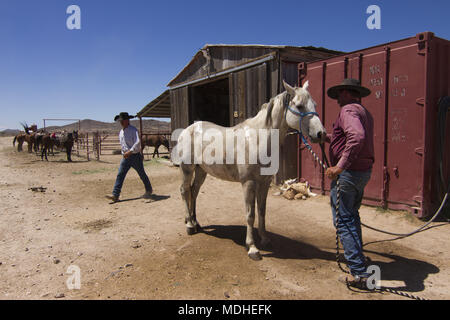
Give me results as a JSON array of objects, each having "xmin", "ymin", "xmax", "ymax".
[{"xmin": 298, "ymin": 32, "xmax": 449, "ymax": 217}]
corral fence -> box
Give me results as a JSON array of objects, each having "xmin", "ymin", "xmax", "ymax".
[{"xmin": 75, "ymin": 130, "xmax": 171, "ymax": 161}]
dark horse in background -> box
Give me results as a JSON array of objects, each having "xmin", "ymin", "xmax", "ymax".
[
  {"xmin": 141, "ymin": 134, "xmax": 170, "ymax": 158},
  {"xmin": 40, "ymin": 130, "xmax": 78, "ymax": 162}
]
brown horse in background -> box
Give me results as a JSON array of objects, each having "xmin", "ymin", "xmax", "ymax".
[
  {"xmin": 141, "ymin": 134, "xmax": 170, "ymax": 158},
  {"xmin": 13, "ymin": 133, "xmax": 26, "ymax": 152},
  {"xmin": 22, "ymin": 123, "xmax": 38, "ymax": 152},
  {"xmin": 40, "ymin": 134, "xmax": 60, "ymax": 160},
  {"xmin": 41, "ymin": 131, "xmax": 78, "ymax": 162},
  {"xmin": 13, "ymin": 123, "xmax": 37, "ymax": 152}
]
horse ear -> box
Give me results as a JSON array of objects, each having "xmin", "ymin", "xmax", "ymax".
[
  {"xmin": 283, "ymin": 80, "xmax": 295, "ymax": 95},
  {"xmin": 302, "ymin": 80, "xmax": 309, "ymax": 91}
]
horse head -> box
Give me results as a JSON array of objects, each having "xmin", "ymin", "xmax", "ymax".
[
  {"xmin": 162, "ymin": 136, "xmax": 170, "ymax": 150},
  {"xmin": 72, "ymin": 130, "xmax": 79, "ymax": 142},
  {"xmin": 283, "ymin": 80, "xmax": 326, "ymax": 144}
]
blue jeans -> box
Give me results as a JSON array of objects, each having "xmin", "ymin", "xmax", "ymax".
[
  {"xmin": 113, "ymin": 153, "xmax": 152, "ymax": 197},
  {"xmin": 330, "ymin": 169, "xmax": 371, "ymax": 277}
]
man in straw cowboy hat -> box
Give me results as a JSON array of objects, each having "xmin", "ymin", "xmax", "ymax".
[
  {"xmin": 325, "ymin": 79, "xmax": 375, "ymax": 288},
  {"xmin": 105, "ymin": 112, "xmax": 153, "ymax": 203}
]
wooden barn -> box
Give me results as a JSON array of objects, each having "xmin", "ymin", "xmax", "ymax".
[{"xmin": 140, "ymin": 44, "xmax": 341, "ymax": 183}]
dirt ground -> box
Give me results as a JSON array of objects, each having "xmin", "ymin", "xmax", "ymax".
[{"xmin": 0, "ymin": 136, "xmax": 449, "ymax": 300}]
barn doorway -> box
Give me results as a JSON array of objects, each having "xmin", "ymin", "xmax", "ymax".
[{"xmin": 189, "ymin": 78, "xmax": 230, "ymax": 127}]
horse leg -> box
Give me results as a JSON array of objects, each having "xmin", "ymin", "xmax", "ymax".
[
  {"xmin": 67, "ymin": 144, "xmax": 72, "ymax": 162},
  {"xmin": 180, "ymin": 164, "xmax": 196, "ymax": 235},
  {"xmin": 42, "ymin": 147, "xmax": 48, "ymax": 161},
  {"xmin": 242, "ymin": 180, "xmax": 260, "ymax": 260},
  {"xmin": 256, "ymin": 180, "xmax": 271, "ymax": 249},
  {"xmin": 190, "ymin": 166, "xmax": 207, "ymax": 231}
]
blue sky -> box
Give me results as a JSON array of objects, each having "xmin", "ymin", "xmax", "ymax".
[{"xmin": 0, "ymin": 0, "xmax": 449, "ymax": 130}]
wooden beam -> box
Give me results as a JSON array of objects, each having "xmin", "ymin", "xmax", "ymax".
[
  {"xmin": 139, "ymin": 117, "xmax": 143, "ymax": 155},
  {"xmin": 142, "ymin": 95, "xmax": 170, "ymax": 116}
]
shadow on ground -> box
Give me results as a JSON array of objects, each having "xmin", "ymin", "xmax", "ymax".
[
  {"xmin": 363, "ymin": 249, "xmax": 439, "ymax": 293},
  {"xmin": 201, "ymin": 224, "xmax": 439, "ymax": 294},
  {"xmin": 109, "ymin": 194, "xmax": 170, "ymax": 204}
]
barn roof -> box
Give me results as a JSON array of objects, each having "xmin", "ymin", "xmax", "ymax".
[
  {"xmin": 137, "ymin": 90, "xmax": 171, "ymax": 118},
  {"xmin": 167, "ymin": 44, "xmax": 342, "ymax": 87},
  {"xmin": 139, "ymin": 44, "xmax": 342, "ymax": 119}
]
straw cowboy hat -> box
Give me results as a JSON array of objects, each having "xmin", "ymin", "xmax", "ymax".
[
  {"xmin": 327, "ymin": 78, "xmax": 371, "ymax": 100},
  {"xmin": 114, "ymin": 112, "xmax": 135, "ymax": 121}
]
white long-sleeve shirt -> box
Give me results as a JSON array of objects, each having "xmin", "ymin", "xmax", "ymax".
[{"xmin": 119, "ymin": 125, "xmax": 141, "ymax": 154}]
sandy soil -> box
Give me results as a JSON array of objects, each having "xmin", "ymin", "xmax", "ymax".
[{"xmin": 0, "ymin": 136, "xmax": 449, "ymax": 300}]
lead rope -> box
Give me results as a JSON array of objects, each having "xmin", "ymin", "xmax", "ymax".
[
  {"xmin": 298, "ymin": 130, "xmax": 426, "ymax": 300},
  {"xmin": 300, "ymin": 139, "xmax": 350, "ymax": 275},
  {"xmin": 286, "ymin": 94, "xmax": 426, "ymax": 299},
  {"xmin": 292, "ymin": 110, "xmax": 426, "ymax": 300}
]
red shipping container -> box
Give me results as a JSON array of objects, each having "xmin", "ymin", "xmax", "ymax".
[{"xmin": 297, "ymin": 32, "xmax": 449, "ymax": 218}]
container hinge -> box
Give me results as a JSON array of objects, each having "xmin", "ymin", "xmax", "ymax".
[
  {"xmin": 413, "ymin": 195, "xmax": 423, "ymax": 205},
  {"xmin": 414, "ymin": 147, "xmax": 424, "ymax": 156},
  {"xmin": 416, "ymin": 97, "xmax": 425, "ymax": 106},
  {"xmin": 382, "ymin": 166, "xmax": 390, "ymax": 209},
  {"xmin": 416, "ymin": 32, "xmax": 434, "ymax": 55}
]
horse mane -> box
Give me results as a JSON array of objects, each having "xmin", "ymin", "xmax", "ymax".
[
  {"xmin": 20, "ymin": 122, "xmax": 30, "ymax": 135},
  {"xmin": 263, "ymin": 91, "xmax": 288, "ymax": 127}
]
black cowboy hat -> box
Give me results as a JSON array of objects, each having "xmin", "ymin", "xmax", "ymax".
[
  {"xmin": 327, "ymin": 78, "xmax": 371, "ymax": 100},
  {"xmin": 114, "ymin": 112, "xmax": 135, "ymax": 121}
]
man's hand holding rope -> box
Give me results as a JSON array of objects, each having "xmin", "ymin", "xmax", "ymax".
[{"xmin": 326, "ymin": 166, "xmax": 343, "ymax": 180}]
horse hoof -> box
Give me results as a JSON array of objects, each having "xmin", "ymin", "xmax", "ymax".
[
  {"xmin": 248, "ymin": 250, "xmax": 262, "ymax": 261},
  {"xmin": 186, "ymin": 227, "xmax": 197, "ymax": 236}
]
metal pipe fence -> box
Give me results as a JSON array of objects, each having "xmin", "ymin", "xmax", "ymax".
[{"xmin": 75, "ymin": 131, "xmax": 171, "ymax": 161}]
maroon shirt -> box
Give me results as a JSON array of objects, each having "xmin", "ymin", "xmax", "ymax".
[{"xmin": 328, "ymin": 103, "xmax": 374, "ymax": 171}]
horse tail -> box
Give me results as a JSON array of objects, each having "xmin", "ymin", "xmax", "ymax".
[{"xmin": 13, "ymin": 136, "xmax": 17, "ymax": 146}]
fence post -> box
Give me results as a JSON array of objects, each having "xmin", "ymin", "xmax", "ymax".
[
  {"xmin": 76, "ymin": 135, "xmax": 80, "ymax": 157},
  {"xmin": 86, "ymin": 132, "xmax": 90, "ymax": 161},
  {"xmin": 96, "ymin": 132, "xmax": 100, "ymax": 161}
]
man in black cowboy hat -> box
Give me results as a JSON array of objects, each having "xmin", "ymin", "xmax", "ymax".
[
  {"xmin": 105, "ymin": 112, "xmax": 153, "ymax": 202},
  {"xmin": 325, "ymin": 79, "xmax": 375, "ymax": 288}
]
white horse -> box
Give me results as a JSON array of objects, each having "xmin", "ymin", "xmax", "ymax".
[{"xmin": 175, "ymin": 80, "xmax": 326, "ymax": 260}]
